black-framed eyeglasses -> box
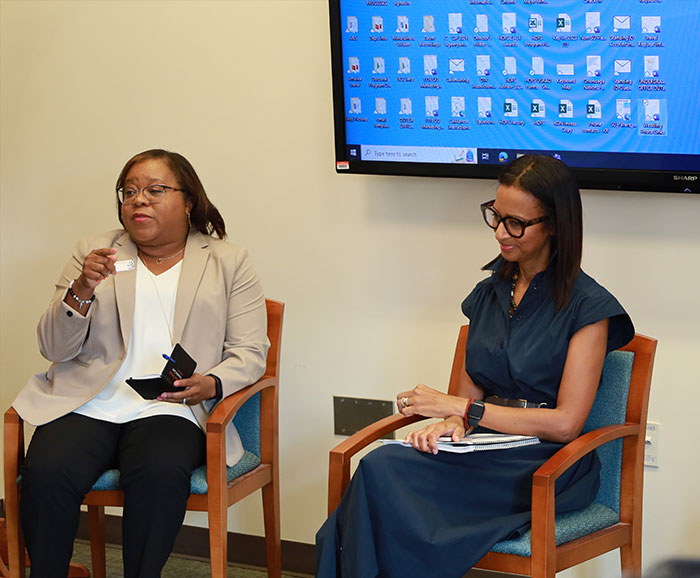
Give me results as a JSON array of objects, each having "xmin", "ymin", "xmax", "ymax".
[
  {"xmin": 116, "ymin": 184, "xmax": 184, "ymax": 205},
  {"xmin": 480, "ymin": 200, "xmax": 548, "ymax": 238}
]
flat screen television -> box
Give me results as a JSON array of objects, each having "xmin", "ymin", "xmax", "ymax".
[{"xmin": 329, "ymin": 0, "xmax": 700, "ymax": 193}]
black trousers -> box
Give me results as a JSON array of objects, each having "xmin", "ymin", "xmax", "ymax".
[{"xmin": 19, "ymin": 413, "xmax": 206, "ymax": 578}]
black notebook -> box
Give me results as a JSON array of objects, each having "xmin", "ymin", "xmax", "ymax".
[{"xmin": 126, "ymin": 343, "xmax": 197, "ymax": 400}]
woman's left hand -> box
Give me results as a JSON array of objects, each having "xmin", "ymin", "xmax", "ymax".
[
  {"xmin": 397, "ymin": 384, "xmax": 467, "ymax": 419},
  {"xmin": 157, "ymin": 373, "xmax": 217, "ymax": 406}
]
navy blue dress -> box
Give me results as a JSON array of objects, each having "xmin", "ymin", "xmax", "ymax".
[{"xmin": 316, "ymin": 261, "xmax": 634, "ymax": 578}]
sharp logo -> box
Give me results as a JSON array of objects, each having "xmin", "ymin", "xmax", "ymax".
[{"xmin": 674, "ymin": 175, "xmax": 698, "ymax": 181}]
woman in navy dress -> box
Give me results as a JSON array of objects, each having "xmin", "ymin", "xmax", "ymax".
[{"xmin": 315, "ymin": 155, "xmax": 634, "ymax": 578}]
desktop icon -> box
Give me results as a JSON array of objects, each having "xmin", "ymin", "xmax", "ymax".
[
  {"xmin": 587, "ymin": 100, "xmax": 602, "ymax": 118},
  {"xmin": 449, "ymin": 58, "xmax": 465, "ymax": 74},
  {"xmin": 641, "ymin": 16, "xmax": 661, "ymax": 34},
  {"xmin": 397, "ymin": 16, "xmax": 409, "ymax": 33},
  {"xmin": 498, "ymin": 152, "xmax": 509, "ymax": 163},
  {"xmin": 616, "ymin": 99, "xmax": 631, "ymax": 121},
  {"xmin": 346, "ymin": 16, "xmax": 358, "ymax": 33},
  {"xmin": 503, "ymin": 57, "xmax": 517, "ymax": 76},
  {"xmin": 614, "ymin": 59, "xmax": 632, "ymax": 75},
  {"xmin": 643, "ymin": 99, "xmax": 662, "ymax": 122},
  {"xmin": 424, "ymin": 55, "xmax": 438, "ymax": 75},
  {"xmin": 531, "ymin": 99, "xmax": 545, "ymax": 117},
  {"xmin": 374, "ymin": 98, "xmax": 386, "ymax": 115},
  {"xmin": 371, "ymin": 16, "xmax": 383, "ymax": 33},
  {"xmin": 585, "ymin": 12, "xmax": 601, "ymax": 33},
  {"xmin": 502, "ymin": 13, "xmax": 516, "ymax": 33},
  {"xmin": 504, "ymin": 98, "xmax": 518, "ymax": 117},
  {"xmin": 449, "ymin": 13, "xmax": 463, "ymax": 34},
  {"xmin": 400, "ymin": 98, "xmax": 412, "ymax": 115},
  {"xmin": 613, "ymin": 15, "xmax": 631, "ymax": 32},
  {"xmin": 398, "ymin": 57, "xmax": 411, "ymax": 74},
  {"xmin": 556, "ymin": 63, "xmax": 575, "ymax": 76},
  {"xmin": 530, "ymin": 56, "xmax": 544, "ymax": 76},
  {"xmin": 587, "ymin": 55, "xmax": 602, "ymax": 77},
  {"xmin": 478, "ymin": 97, "xmax": 492, "ymax": 118},
  {"xmin": 451, "ymin": 97, "xmax": 466, "ymax": 118},
  {"xmin": 644, "ymin": 56, "xmax": 659, "ymax": 77},
  {"xmin": 529, "ymin": 14, "xmax": 543, "ymax": 33},
  {"xmin": 558, "ymin": 99, "xmax": 574, "ymax": 118},
  {"xmin": 422, "ymin": 15, "xmax": 435, "ymax": 33},
  {"xmin": 373, "ymin": 57, "xmax": 385, "ymax": 75},
  {"xmin": 348, "ymin": 57, "xmax": 360, "ymax": 74},
  {"xmin": 475, "ymin": 14, "xmax": 488, "ymax": 33},
  {"xmin": 557, "ymin": 14, "xmax": 572, "ymax": 32},
  {"xmin": 476, "ymin": 55, "xmax": 491, "ymax": 76},
  {"xmin": 425, "ymin": 96, "xmax": 439, "ymax": 117},
  {"xmin": 349, "ymin": 97, "xmax": 361, "ymax": 114}
]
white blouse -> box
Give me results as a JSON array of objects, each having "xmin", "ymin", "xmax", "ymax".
[{"xmin": 74, "ymin": 258, "xmax": 198, "ymax": 427}]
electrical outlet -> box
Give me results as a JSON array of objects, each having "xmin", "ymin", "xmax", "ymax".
[{"xmin": 645, "ymin": 421, "xmax": 660, "ymax": 468}]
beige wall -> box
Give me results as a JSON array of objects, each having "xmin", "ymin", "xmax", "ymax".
[{"xmin": 1, "ymin": 1, "xmax": 698, "ymax": 574}]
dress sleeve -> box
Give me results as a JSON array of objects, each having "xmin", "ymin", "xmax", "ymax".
[
  {"xmin": 571, "ymin": 284, "xmax": 634, "ymax": 352},
  {"xmin": 461, "ymin": 277, "xmax": 491, "ymax": 321}
]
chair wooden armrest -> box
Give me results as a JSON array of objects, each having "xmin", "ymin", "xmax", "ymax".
[
  {"xmin": 3, "ymin": 407, "xmax": 25, "ymax": 578},
  {"xmin": 206, "ymin": 376, "xmax": 278, "ymax": 432},
  {"xmin": 527, "ymin": 423, "xmax": 642, "ymax": 570},
  {"xmin": 328, "ymin": 413, "xmax": 425, "ymax": 515}
]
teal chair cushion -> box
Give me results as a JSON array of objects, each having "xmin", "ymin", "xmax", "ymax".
[
  {"xmin": 90, "ymin": 391, "xmax": 262, "ymax": 496},
  {"xmin": 490, "ymin": 350, "xmax": 635, "ymax": 555}
]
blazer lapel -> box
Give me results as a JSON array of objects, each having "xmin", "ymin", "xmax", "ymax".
[
  {"xmin": 113, "ymin": 232, "xmax": 139, "ymax": 351},
  {"xmin": 173, "ymin": 232, "xmax": 210, "ymax": 343}
]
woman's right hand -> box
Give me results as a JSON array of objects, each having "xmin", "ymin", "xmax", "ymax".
[
  {"xmin": 404, "ymin": 415, "xmax": 471, "ymax": 455},
  {"xmin": 76, "ymin": 248, "xmax": 118, "ymax": 292}
]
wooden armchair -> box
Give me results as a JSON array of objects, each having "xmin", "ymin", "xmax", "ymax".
[
  {"xmin": 327, "ymin": 325, "xmax": 656, "ymax": 578},
  {"xmin": 4, "ymin": 299, "xmax": 284, "ymax": 578}
]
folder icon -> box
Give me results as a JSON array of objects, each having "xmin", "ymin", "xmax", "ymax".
[
  {"xmin": 614, "ymin": 59, "xmax": 632, "ymax": 75},
  {"xmin": 557, "ymin": 63, "xmax": 574, "ymax": 76},
  {"xmin": 449, "ymin": 59, "xmax": 465, "ymax": 74},
  {"xmin": 613, "ymin": 15, "xmax": 630, "ymax": 31}
]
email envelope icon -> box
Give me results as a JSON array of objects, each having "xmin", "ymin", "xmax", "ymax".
[
  {"xmin": 449, "ymin": 59, "xmax": 465, "ymax": 73},
  {"xmin": 613, "ymin": 15, "xmax": 630, "ymax": 29},
  {"xmin": 614, "ymin": 59, "xmax": 631, "ymax": 74}
]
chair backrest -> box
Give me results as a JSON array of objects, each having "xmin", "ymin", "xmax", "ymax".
[{"xmin": 232, "ymin": 299, "xmax": 284, "ymax": 458}]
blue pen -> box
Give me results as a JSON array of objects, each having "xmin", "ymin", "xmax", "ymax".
[{"xmin": 162, "ymin": 353, "xmax": 175, "ymax": 363}]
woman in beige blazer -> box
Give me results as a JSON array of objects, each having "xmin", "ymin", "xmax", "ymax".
[{"xmin": 13, "ymin": 149, "xmax": 269, "ymax": 578}]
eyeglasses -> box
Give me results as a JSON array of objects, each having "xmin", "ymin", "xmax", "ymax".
[
  {"xmin": 480, "ymin": 200, "xmax": 548, "ymax": 238},
  {"xmin": 117, "ymin": 184, "xmax": 184, "ymax": 205}
]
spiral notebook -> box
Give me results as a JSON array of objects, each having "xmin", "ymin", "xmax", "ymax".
[{"xmin": 381, "ymin": 433, "xmax": 540, "ymax": 454}]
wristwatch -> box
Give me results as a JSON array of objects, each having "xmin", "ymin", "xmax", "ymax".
[{"xmin": 467, "ymin": 400, "xmax": 486, "ymax": 428}]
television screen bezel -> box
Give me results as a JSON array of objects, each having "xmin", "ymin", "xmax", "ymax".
[{"xmin": 328, "ymin": 0, "xmax": 700, "ymax": 194}]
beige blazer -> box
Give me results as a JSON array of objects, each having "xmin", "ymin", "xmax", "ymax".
[{"xmin": 13, "ymin": 229, "xmax": 269, "ymax": 466}]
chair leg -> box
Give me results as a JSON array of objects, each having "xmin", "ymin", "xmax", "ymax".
[
  {"xmin": 620, "ymin": 543, "xmax": 641, "ymax": 577},
  {"xmin": 208, "ymin": 506, "xmax": 228, "ymax": 578},
  {"xmin": 262, "ymin": 482, "xmax": 281, "ymax": 578},
  {"xmin": 87, "ymin": 506, "xmax": 107, "ymax": 578},
  {"xmin": 4, "ymin": 504, "xmax": 25, "ymax": 578}
]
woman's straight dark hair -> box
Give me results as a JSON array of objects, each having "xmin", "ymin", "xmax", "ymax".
[
  {"xmin": 115, "ymin": 149, "xmax": 227, "ymax": 239},
  {"xmin": 484, "ymin": 154, "xmax": 583, "ymax": 311}
]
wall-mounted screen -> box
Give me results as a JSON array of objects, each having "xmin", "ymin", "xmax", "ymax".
[{"xmin": 329, "ymin": 0, "xmax": 700, "ymax": 193}]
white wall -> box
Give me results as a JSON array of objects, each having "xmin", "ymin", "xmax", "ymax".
[{"xmin": 1, "ymin": 1, "xmax": 698, "ymax": 574}]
